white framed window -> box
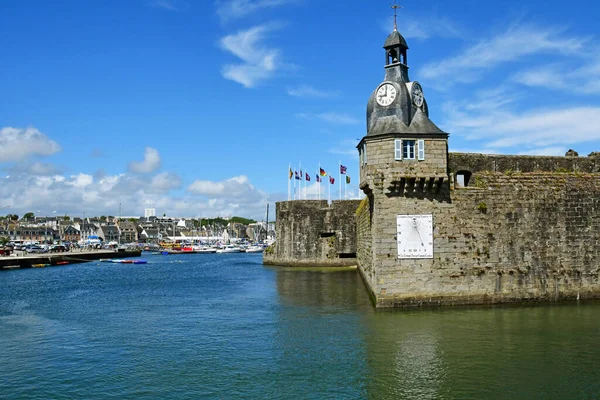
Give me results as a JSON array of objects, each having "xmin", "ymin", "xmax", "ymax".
[
  {"xmin": 418, "ymin": 139, "xmax": 425, "ymax": 160},
  {"xmin": 403, "ymin": 140, "xmax": 416, "ymax": 160},
  {"xmin": 395, "ymin": 139, "xmax": 402, "ymax": 160}
]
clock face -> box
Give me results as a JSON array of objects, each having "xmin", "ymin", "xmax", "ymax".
[
  {"xmin": 397, "ymin": 215, "xmax": 434, "ymax": 259},
  {"xmin": 376, "ymin": 83, "xmax": 397, "ymax": 107},
  {"xmin": 411, "ymin": 82, "xmax": 424, "ymax": 107}
]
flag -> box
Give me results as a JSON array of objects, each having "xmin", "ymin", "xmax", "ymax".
[
  {"xmin": 316, "ymin": 174, "xmax": 322, "ymax": 182},
  {"xmin": 289, "ymin": 168, "xmax": 293, "ymax": 180},
  {"xmin": 320, "ymin": 168, "xmax": 327, "ymax": 177},
  {"xmin": 346, "ymin": 176, "xmax": 350, "ymax": 184},
  {"xmin": 340, "ymin": 165, "xmax": 347, "ymax": 174},
  {"xmin": 305, "ymin": 172, "xmax": 310, "ymax": 181},
  {"xmin": 294, "ymin": 171, "xmax": 301, "ymax": 180},
  {"xmin": 329, "ymin": 176, "xmax": 335, "ymax": 184}
]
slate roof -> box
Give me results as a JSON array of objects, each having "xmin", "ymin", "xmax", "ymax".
[{"xmin": 384, "ymin": 30, "xmax": 408, "ymax": 49}]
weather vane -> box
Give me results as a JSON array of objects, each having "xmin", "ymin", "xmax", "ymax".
[{"xmin": 391, "ymin": 0, "xmax": 402, "ymax": 31}]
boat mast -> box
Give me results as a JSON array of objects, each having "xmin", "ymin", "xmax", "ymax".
[{"xmin": 265, "ymin": 203, "xmax": 269, "ymax": 242}]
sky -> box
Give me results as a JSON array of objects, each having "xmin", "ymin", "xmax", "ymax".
[{"xmin": 2, "ymin": 0, "xmax": 600, "ymax": 220}]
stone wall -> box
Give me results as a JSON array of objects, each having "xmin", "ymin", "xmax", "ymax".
[
  {"xmin": 355, "ymin": 196, "xmax": 374, "ymax": 297},
  {"xmin": 361, "ymin": 137, "xmax": 448, "ymax": 184},
  {"xmin": 264, "ymin": 200, "xmax": 362, "ymax": 267},
  {"xmin": 356, "ymin": 171, "xmax": 600, "ymax": 307},
  {"xmin": 449, "ymin": 152, "xmax": 600, "ymax": 174}
]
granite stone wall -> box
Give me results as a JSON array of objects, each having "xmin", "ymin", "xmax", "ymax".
[
  {"xmin": 356, "ymin": 171, "xmax": 600, "ymax": 307},
  {"xmin": 449, "ymin": 152, "xmax": 600, "ymax": 174},
  {"xmin": 263, "ymin": 200, "xmax": 362, "ymax": 267}
]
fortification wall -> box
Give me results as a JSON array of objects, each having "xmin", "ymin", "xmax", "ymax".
[
  {"xmin": 449, "ymin": 152, "xmax": 600, "ymax": 174},
  {"xmin": 356, "ymin": 196, "xmax": 374, "ymax": 293},
  {"xmin": 264, "ymin": 200, "xmax": 362, "ymax": 267},
  {"xmin": 356, "ymin": 171, "xmax": 600, "ymax": 307}
]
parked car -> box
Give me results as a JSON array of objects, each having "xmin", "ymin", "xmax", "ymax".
[
  {"xmin": 50, "ymin": 244, "xmax": 68, "ymax": 252},
  {"xmin": 26, "ymin": 245, "xmax": 47, "ymax": 254}
]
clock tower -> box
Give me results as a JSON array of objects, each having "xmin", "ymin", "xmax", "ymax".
[{"xmin": 356, "ymin": 9, "xmax": 450, "ymax": 306}]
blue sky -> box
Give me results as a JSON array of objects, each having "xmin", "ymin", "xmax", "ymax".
[{"xmin": 2, "ymin": 0, "xmax": 599, "ymax": 219}]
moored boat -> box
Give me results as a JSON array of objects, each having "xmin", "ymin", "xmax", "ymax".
[
  {"xmin": 216, "ymin": 245, "xmax": 242, "ymax": 253},
  {"xmin": 245, "ymin": 245, "xmax": 264, "ymax": 253}
]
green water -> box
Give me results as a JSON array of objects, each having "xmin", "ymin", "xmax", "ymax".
[{"xmin": 1, "ymin": 254, "xmax": 599, "ymax": 399}]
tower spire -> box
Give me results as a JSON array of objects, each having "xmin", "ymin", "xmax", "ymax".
[{"xmin": 391, "ymin": 1, "xmax": 402, "ymax": 32}]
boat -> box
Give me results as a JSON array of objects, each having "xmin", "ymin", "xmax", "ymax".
[
  {"xmin": 56, "ymin": 261, "xmax": 69, "ymax": 265},
  {"xmin": 194, "ymin": 246, "xmax": 217, "ymax": 254},
  {"xmin": 133, "ymin": 260, "xmax": 147, "ymax": 264},
  {"xmin": 216, "ymin": 245, "xmax": 242, "ymax": 253},
  {"xmin": 2, "ymin": 265, "xmax": 20, "ymax": 270},
  {"xmin": 32, "ymin": 263, "xmax": 50, "ymax": 268},
  {"xmin": 245, "ymin": 245, "xmax": 264, "ymax": 253}
]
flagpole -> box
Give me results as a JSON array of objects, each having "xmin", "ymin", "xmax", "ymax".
[
  {"xmin": 318, "ymin": 162, "xmax": 321, "ymax": 201},
  {"xmin": 292, "ymin": 164, "xmax": 296, "ymax": 200},
  {"xmin": 338, "ymin": 160, "xmax": 341, "ymax": 201},
  {"xmin": 328, "ymin": 177, "xmax": 331, "ymax": 205},
  {"xmin": 288, "ymin": 163, "xmax": 291, "ymax": 201}
]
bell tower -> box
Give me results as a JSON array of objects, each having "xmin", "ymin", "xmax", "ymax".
[
  {"xmin": 355, "ymin": 4, "xmax": 450, "ymax": 307},
  {"xmin": 358, "ymin": 2, "xmax": 448, "ymax": 194}
]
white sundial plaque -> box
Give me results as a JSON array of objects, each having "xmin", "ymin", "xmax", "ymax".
[{"xmin": 397, "ymin": 215, "xmax": 434, "ymax": 259}]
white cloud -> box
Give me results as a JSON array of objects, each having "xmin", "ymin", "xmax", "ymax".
[
  {"xmin": 6, "ymin": 161, "xmax": 62, "ymax": 176},
  {"xmin": 150, "ymin": 0, "xmax": 188, "ymax": 11},
  {"xmin": 287, "ymin": 85, "xmax": 339, "ymax": 98},
  {"xmin": 128, "ymin": 147, "xmax": 161, "ymax": 173},
  {"xmin": 297, "ymin": 112, "xmax": 360, "ymax": 125},
  {"xmin": 444, "ymin": 99, "xmax": 600, "ymax": 152},
  {"xmin": 150, "ymin": 172, "xmax": 182, "ymax": 193},
  {"xmin": 420, "ymin": 24, "xmax": 588, "ymax": 84},
  {"xmin": 0, "ymin": 127, "xmax": 61, "ymax": 162},
  {"xmin": 219, "ymin": 24, "xmax": 284, "ymax": 88},
  {"xmin": 512, "ymin": 56, "xmax": 600, "ymax": 95},
  {"xmin": 188, "ymin": 175, "xmax": 263, "ymax": 199},
  {"xmin": 216, "ymin": 0, "xmax": 298, "ymax": 22},
  {"xmin": 0, "ymin": 170, "xmax": 270, "ymax": 219}
]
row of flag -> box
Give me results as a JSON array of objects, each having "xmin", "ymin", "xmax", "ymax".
[{"xmin": 288, "ymin": 165, "xmax": 351, "ymax": 184}]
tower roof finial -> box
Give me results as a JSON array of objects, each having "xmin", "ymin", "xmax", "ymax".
[{"xmin": 391, "ymin": 1, "xmax": 402, "ymax": 32}]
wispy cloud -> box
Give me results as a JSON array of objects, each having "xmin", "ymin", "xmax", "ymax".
[
  {"xmin": 420, "ymin": 24, "xmax": 589, "ymax": 84},
  {"xmin": 219, "ymin": 23, "xmax": 284, "ymax": 88},
  {"xmin": 512, "ymin": 55, "xmax": 600, "ymax": 95},
  {"xmin": 444, "ymin": 99, "xmax": 600, "ymax": 152},
  {"xmin": 287, "ymin": 85, "xmax": 339, "ymax": 98},
  {"xmin": 150, "ymin": 0, "xmax": 188, "ymax": 11},
  {"xmin": 216, "ymin": 0, "xmax": 299, "ymax": 22},
  {"xmin": 329, "ymin": 139, "xmax": 360, "ymax": 158},
  {"xmin": 296, "ymin": 112, "xmax": 360, "ymax": 125}
]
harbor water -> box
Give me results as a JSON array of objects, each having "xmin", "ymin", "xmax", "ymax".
[{"xmin": 1, "ymin": 253, "xmax": 599, "ymax": 399}]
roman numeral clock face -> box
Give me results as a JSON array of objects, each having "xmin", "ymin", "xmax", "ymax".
[
  {"xmin": 397, "ymin": 215, "xmax": 434, "ymax": 259},
  {"xmin": 376, "ymin": 83, "xmax": 397, "ymax": 107}
]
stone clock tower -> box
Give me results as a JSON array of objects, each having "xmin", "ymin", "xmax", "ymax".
[{"xmin": 356, "ymin": 20, "xmax": 450, "ymax": 306}]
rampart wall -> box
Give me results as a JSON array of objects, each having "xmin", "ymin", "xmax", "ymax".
[
  {"xmin": 356, "ymin": 171, "xmax": 600, "ymax": 307},
  {"xmin": 264, "ymin": 200, "xmax": 361, "ymax": 267},
  {"xmin": 449, "ymin": 152, "xmax": 600, "ymax": 174}
]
